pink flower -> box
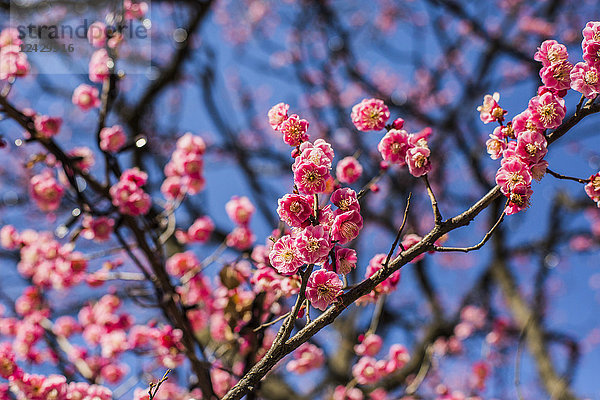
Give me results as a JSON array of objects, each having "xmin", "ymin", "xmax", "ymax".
[
  {"xmin": 336, "ymin": 156, "xmax": 363, "ymax": 184},
  {"xmin": 268, "ymin": 102, "xmax": 289, "ymax": 130},
  {"xmin": 495, "ymin": 156, "xmax": 532, "ymax": 195},
  {"xmin": 72, "ymin": 84, "xmax": 101, "ymax": 111},
  {"xmin": 34, "ymin": 115, "xmax": 62, "ymax": 139},
  {"xmin": 0, "ymin": 225, "xmax": 19, "ymax": 249},
  {"xmin": 486, "ymin": 134, "xmax": 506, "ymax": 160},
  {"xmin": 325, "ymin": 247, "xmax": 357, "ymax": 275},
  {"xmin": 354, "ymin": 334, "xmax": 383, "ymax": 356},
  {"xmin": 385, "ymin": 344, "xmax": 410, "ymax": 373},
  {"xmin": 124, "ymin": 0, "xmax": 148, "ymax": 20},
  {"xmin": 225, "ymin": 196, "xmax": 255, "ymax": 225},
  {"xmin": 391, "ymin": 118, "xmax": 405, "ymax": 129},
  {"xmin": 68, "ymin": 146, "xmax": 95, "ymax": 171},
  {"xmin": 512, "ymin": 109, "xmax": 543, "ymax": 136},
  {"xmin": 477, "ymin": 93, "xmax": 506, "ymax": 123},
  {"xmin": 305, "ymin": 268, "xmax": 343, "ymax": 310},
  {"xmin": 331, "ymin": 210, "xmax": 363, "ymax": 244},
  {"xmin": 528, "ymin": 92, "xmax": 566, "ymax": 130},
  {"xmin": 333, "ymin": 386, "xmax": 364, "ymax": 400},
  {"xmin": 406, "ymin": 145, "xmax": 432, "ymax": 177},
  {"xmin": 515, "ymin": 130, "xmax": 548, "ymax": 164},
  {"xmin": 286, "ymin": 343, "xmax": 325, "ymax": 374},
  {"xmin": 164, "ymin": 133, "xmax": 207, "ymax": 196},
  {"xmin": 0, "ymin": 342, "xmax": 21, "ymax": 379},
  {"xmin": 296, "ymin": 225, "xmax": 332, "ymax": 265},
  {"xmin": 351, "ymin": 98, "xmax": 390, "ymax": 131},
  {"xmin": 302, "ymin": 139, "xmax": 335, "ymax": 163},
  {"xmin": 269, "ymin": 235, "xmax": 303, "ymax": 275},
  {"xmin": 582, "ymin": 21, "xmax": 600, "ymax": 46},
  {"xmin": 109, "ymin": 168, "xmax": 151, "ymax": 216},
  {"xmin": 401, "ymin": 233, "xmax": 424, "ymax": 262},
  {"xmin": 331, "ymin": 188, "xmax": 360, "ymax": 215},
  {"xmin": 81, "ymin": 216, "xmax": 114, "ymax": 242},
  {"xmin": 583, "ymin": 41, "xmax": 600, "ymax": 68},
  {"xmin": 100, "ymin": 125, "xmax": 127, "ymax": 152},
  {"xmin": 0, "ymin": 28, "xmax": 22, "ymax": 47},
  {"xmin": 30, "ymin": 170, "xmax": 64, "ymax": 212},
  {"xmin": 87, "ymin": 21, "xmax": 107, "ymax": 47},
  {"xmin": 277, "ymin": 193, "xmax": 313, "ymax": 227},
  {"xmin": 352, "ymin": 356, "xmax": 385, "ymax": 385},
  {"xmin": 0, "ymin": 45, "xmax": 29, "ymax": 80},
  {"xmin": 89, "ymin": 49, "xmax": 111, "ymax": 83},
  {"xmin": 377, "ymin": 129, "xmax": 410, "ymax": 166},
  {"xmin": 293, "ymin": 145, "xmax": 332, "ymax": 171},
  {"xmin": 166, "ymin": 251, "xmax": 199, "ymax": 277},
  {"xmin": 280, "ymin": 114, "xmax": 309, "ymax": 146},
  {"xmin": 365, "ymin": 254, "xmax": 400, "ymax": 296},
  {"xmin": 585, "ymin": 172, "xmax": 600, "ymax": 204},
  {"xmin": 540, "ymin": 60, "xmax": 573, "ymax": 91},
  {"xmin": 505, "ymin": 183, "xmax": 533, "ymax": 215},
  {"xmin": 226, "ymin": 225, "xmax": 255, "ymax": 250},
  {"xmin": 186, "ymin": 216, "xmax": 214, "ymax": 243},
  {"xmin": 294, "ymin": 161, "xmax": 330, "ymax": 195},
  {"xmin": 534, "ymin": 40, "xmax": 568, "ymax": 67},
  {"xmin": 570, "ymin": 62, "xmax": 600, "ymax": 99}
]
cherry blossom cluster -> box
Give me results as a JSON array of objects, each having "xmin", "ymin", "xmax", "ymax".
[
  {"xmin": 268, "ymin": 102, "xmax": 309, "ymax": 146},
  {"xmin": 175, "ymin": 215, "xmax": 215, "ymax": 244},
  {"xmin": 0, "ymin": 28, "xmax": 30, "ymax": 81},
  {"xmin": 99, "ymin": 125, "xmax": 127, "ymax": 152},
  {"xmin": 162, "ymin": 133, "xmax": 207, "ymax": 200},
  {"xmin": 483, "ymin": 21, "xmax": 600, "ymax": 214},
  {"xmin": 225, "ymin": 195, "xmax": 256, "ymax": 250},
  {"xmin": 0, "ymin": 226, "xmax": 87, "ymax": 289},
  {"xmin": 109, "ymin": 167, "xmax": 152, "ymax": 216},
  {"xmin": 286, "ymin": 342, "xmax": 325, "ymax": 373}
]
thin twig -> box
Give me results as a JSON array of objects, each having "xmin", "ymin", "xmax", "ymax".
[
  {"xmin": 434, "ymin": 199, "xmax": 509, "ymax": 253},
  {"xmin": 148, "ymin": 369, "xmax": 172, "ymax": 400},
  {"xmin": 546, "ymin": 168, "xmax": 590, "ymax": 184},
  {"xmin": 383, "ymin": 193, "xmax": 412, "ymax": 269},
  {"xmin": 366, "ymin": 294, "xmax": 386, "ymax": 335},
  {"xmin": 405, "ymin": 345, "xmax": 434, "ymax": 395},
  {"xmin": 423, "ymin": 175, "xmax": 443, "ymax": 224},
  {"xmin": 253, "ymin": 312, "xmax": 291, "ymax": 332}
]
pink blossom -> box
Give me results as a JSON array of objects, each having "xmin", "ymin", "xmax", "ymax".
[
  {"xmin": 34, "ymin": 115, "xmax": 62, "ymax": 139},
  {"xmin": 391, "ymin": 118, "xmax": 405, "ymax": 129},
  {"xmin": 301, "ymin": 139, "xmax": 335, "ymax": 164},
  {"xmin": 378, "ymin": 129, "xmax": 410, "ymax": 165},
  {"xmin": 486, "ymin": 134, "xmax": 506, "ymax": 160},
  {"xmin": 186, "ymin": 216, "xmax": 214, "ymax": 243},
  {"xmin": 336, "ymin": 156, "xmax": 363, "ymax": 184},
  {"xmin": 331, "ymin": 188, "xmax": 360, "ymax": 215},
  {"xmin": 124, "ymin": 0, "xmax": 149, "ymax": 20},
  {"xmin": 401, "ymin": 233, "xmax": 424, "ymax": 262},
  {"xmin": 585, "ymin": 172, "xmax": 600, "ymax": 205},
  {"xmin": 570, "ymin": 62, "xmax": 600, "ymax": 99},
  {"xmin": 294, "ymin": 161, "xmax": 330, "ymax": 195},
  {"xmin": 460, "ymin": 305, "xmax": 487, "ymax": 329},
  {"xmin": 409, "ymin": 127, "xmax": 433, "ymax": 147},
  {"xmin": 269, "ymin": 235, "xmax": 304, "ymax": 275},
  {"xmin": 325, "ymin": 247, "xmax": 357, "ymax": 275},
  {"xmin": 109, "ymin": 168, "xmax": 151, "ymax": 216},
  {"xmin": 30, "ymin": 170, "xmax": 64, "ymax": 212},
  {"xmin": 528, "ymin": 92, "xmax": 566, "ymax": 129},
  {"xmin": 365, "ymin": 254, "xmax": 400, "ymax": 296},
  {"xmin": 512, "ymin": 109, "xmax": 542, "ymax": 136},
  {"xmin": 534, "ymin": 40, "xmax": 569, "ymax": 67},
  {"xmin": 530, "ymin": 160, "xmax": 548, "ymax": 181},
  {"xmin": 87, "ymin": 21, "xmax": 107, "ymax": 47},
  {"xmin": 0, "ymin": 45, "xmax": 29, "ymax": 80},
  {"xmin": 225, "ymin": 196, "xmax": 255, "ymax": 225},
  {"xmin": 293, "ymin": 143, "xmax": 333, "ymax": 171},
  {"xmin": 305, "ymin": 268, "xmax": 343, "ymax": 310},
  {"xmin": 280, "ymin": 114, "xmax": 309, "ymax": 146},
  {"xmin": 0, "ymin": 28, "xmax": 22, "ymax": 47},
  {"xmin": 352, "ymin": 356, "xmax": 385, "ymax": 385},
  {"xmin": 0, "ymin": 342, "xmax": 21, "ymax": 379},
  {"xmin": 331, "ymin": 210, "xmax": 363, "ymax": 244},
  {"xmin": 351, "ymin": 98, "xmax": 390, "ymax": 131},
  {"xmin": 277, "ymin": 193, "xmax": 313, "ymax": 227},
  {"xmin": 540, "ymin": 60, "xmax": 573, "ymax": 91},
  {"xmin": 89, "ymin": 49, "xmax": 111, "ymax": 83},
  {"xmin": 72, "ymin": 84, "xmax": 101, "ymax": 111},
  {"xmin": 81, "ymin": 216, "xmax": 114, "ymax": 242},
  {"xmin": 99, "ymin": 125, "xmax": 127, "ymax": 152},
  {"xmin": 0, "ymin": 225, "xmax": 20, "ymax": 249},
  {"xmin": 296, "ymin": 225, "xmax": 332, "ymax": 265},
  {"xmin": 495, "ymin": 156, "xmax": 532, "ymax": 195},
  {"xmin": 406, "ymin": 145, "xmax": 432, "ymax": 177},
  {"xmin": 515, "ymin": 130, "xmax": 548, "ymax": 164},
  {"xmin": 385, "ymin": 344, "xmax": 410, "ymax": 373},
  {"xmin": 582, "ymin": 21, "xmax": 600, "ymax": 46},
  {"xmin": 505, "ymin": 183, "xmax": 533, "ymax": 215},
  {"xmin": 53, "ymin": 316, "xmax": 81, "ymax": 338},
  {"xmin": 21, "ymin": 374, "xmax": 68, "ymax": 400},
  {"xmin": 354, "ymin": 334, "xmax": 383, "ymax": 356},
  {"xmin": 268, "ymin": 102, "xmax": 289, "ymax": 130},
  {"xmin": 166, "ymin": 251, "xmax": 199, "ymax": 277},
  {"xmin": 286, "ymin": 342, "xmax": 325, "ymax": 373},
  {"xmin": 477, "ymin": 93, "xmax": 506, "ymax": 123},
  {"xmin": 583, "ymin": 41, "xmax": 600, "ymax": 68},
  {"xmin": 68, "ymin": 146, "xmax": 95, "ymax": 171},
  {"xmin": 333, "ymin": 386, "xmax": 364, "ymax": 400},
  {"xmin": 226, "ymin": 225, "xmax": 255, "ymax": 250}
]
